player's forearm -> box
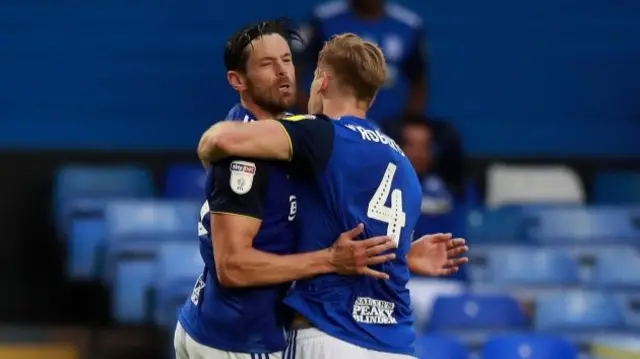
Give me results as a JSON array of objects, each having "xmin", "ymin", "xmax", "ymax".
[
  {"xmin": 199, "ymin": 121, "xmax": 291, "ymax": 163},
  {"xmin": 218, "ymin": 248, "xmax": 334, "ymax": 287},
  {"xmin": 198, "ymin": 124, "xmax": 228, "ymax": 163}
]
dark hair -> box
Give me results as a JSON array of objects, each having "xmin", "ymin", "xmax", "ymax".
[
  {"xmin": 224, "ymin": 18, "xmax": 302, "ymax": 73},
  {"xmin": 383, "ymin": 114, "xmax": 431, "ymax": 145}
]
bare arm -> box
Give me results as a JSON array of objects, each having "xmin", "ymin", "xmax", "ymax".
[
  {"xmin": 208, "ymin": 157, "xmax": 328, "ymax": 287},
  {"xmin": 212, "ymin": 212, "xmax": 335, "ymax": 287},
  {"xmin": 214, "ymin": 215, "xmax": 396, "ymax": 287},
  {"xmin": 198, "ymin": 120, "xmax": 292, "ymax": 164}
]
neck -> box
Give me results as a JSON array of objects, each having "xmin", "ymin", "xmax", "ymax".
[
  {"xmin": 322, "ymin": 98, "xmax": 367, "ymax": 120},
  {"xmin": 240, "ymin": 98, "xmax": 285, "ymax": 120}
]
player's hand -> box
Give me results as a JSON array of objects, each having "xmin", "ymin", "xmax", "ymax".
[
  {"xmin": 407, "ymin": 233, "xmax": 469, "ymax": 277},
  {"xmin": 328, "ymin": 223, "xmax": 396, "ymax": 280}
]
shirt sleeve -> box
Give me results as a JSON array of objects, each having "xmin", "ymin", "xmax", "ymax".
[
  {"xmin": 207, "ymin": 157, "xmax": 269, "ymax": 220},
  {"xmin": 400, "ymin": 27, "xmax": 428, "ymax": 82},
  {"xmin": 277, "ymin": 115, "xmax": 335, "ymax": 176}
]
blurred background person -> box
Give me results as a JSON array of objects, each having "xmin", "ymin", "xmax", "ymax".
[
  {"xmin": 0, "ymin": 0, "xmax": 639, "ymax": 358},
  {"xmin": 391, "ymin": 115, "xmax": 468, "ymax": 331},
  {"xmin": 294, "ymin": 0, "xmax": 429, "ymax": 124}
]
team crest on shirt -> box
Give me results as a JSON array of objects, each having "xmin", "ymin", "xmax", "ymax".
[{"xmin": 229, "ymin": 160, "xmax": 256, "ymax": 195}]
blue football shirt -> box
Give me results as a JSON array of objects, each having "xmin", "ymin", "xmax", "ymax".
[
  {"xmin": 179, "ymin": 104, "xmax": 297, "ymax": 353},
  {"xmin": 277, "ymin": 114, "xmax": 422, "ymax": 355}
]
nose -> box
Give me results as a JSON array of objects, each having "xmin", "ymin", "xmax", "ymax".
[{"xmin": 274, "ymin": 60, "xmax": 287, "ymax": 77}]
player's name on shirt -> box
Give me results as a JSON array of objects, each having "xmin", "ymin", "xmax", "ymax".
[{"xmin": 344, "ymin": 123, "xmax": 404, "ymax": 156}]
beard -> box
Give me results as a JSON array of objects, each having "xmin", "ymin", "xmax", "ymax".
[{"xmin": 246, "ymin": 78, "xmax": 295, "ymax": 116}]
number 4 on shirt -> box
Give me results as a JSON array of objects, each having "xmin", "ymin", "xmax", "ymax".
[{"xmin": 367, "ymin": 162, "xmax": 407, "ymax": 247}]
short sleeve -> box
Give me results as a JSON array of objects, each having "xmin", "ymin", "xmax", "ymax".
[
  {"xmin": 207, "ymin": 157, "xmax": 269, "ymax": 220},
  {"xmin": 277, "ymin": 115, "xmax": 335, "ymax": 176}
]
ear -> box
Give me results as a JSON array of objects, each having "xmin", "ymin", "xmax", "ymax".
[
  {"xmin": 320, "ymin": 71, "xmax": 330, "ymax": 93},
  {"xmin": 227, "ymin": 71, "xmax": 247, "ymax": 92}
]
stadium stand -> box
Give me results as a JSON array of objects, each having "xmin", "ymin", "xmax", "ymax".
[{"xmin": 46, "ymin": 161, "xmax": 640, "ymax": 358}]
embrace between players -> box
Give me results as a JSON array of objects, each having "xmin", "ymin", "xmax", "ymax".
[{"xmin": 175, "ymin": 19, "xmax": 469, "ymax": 359}]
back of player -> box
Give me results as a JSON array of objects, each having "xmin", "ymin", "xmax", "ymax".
[{"xmin": 284, "ymin": 115, "xmax": 422, "ymax": 357}]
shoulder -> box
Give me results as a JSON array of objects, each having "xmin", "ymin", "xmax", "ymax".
[
  {"xmin": 313, "ymin": 0, "xmax": 350, "ymax": 20},
  {"xmin": 384, "ymin": 3, "xmax": 424, "ymax": 30},
  {"xmin": 278, "ymin": 114, "xmax": 334, "ymax": 137}
]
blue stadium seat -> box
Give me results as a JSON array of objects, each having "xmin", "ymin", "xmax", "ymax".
[
  {"xmin": 104, "ymin": 200, "xmax": 200, "ymax": 323},
  {"xmin": 466, "ymin": 206, "xmax": 532, "ymax": 243},
  {"xmin": 535, "ymin": 292, "xmax": 626, "ymax": 331},
  {"xmin": 154, "ymin": 241, "xmax": 203, "ymax": 327},
  {"xmin": 483, "ymin": 334, "xmax": 578, "ymax": 359},
  {"xmin": 110, "ymin": 240, "xmax": 159, "ymax": 323},
  {"xmin": 68, "ymin": 218, "xmax": 106, "ymax": 278},
  {"xmin": 591, "ymin": 249, "xmax": 640, "ymax": 289},
  {"xmin": 593, "ymin": 171, "xmax": 640, "ymax": 205},
  {"xmin": 428, "ymin": 294, "xmax": 527, "ymax": 331},
  {"xmin": 164, "ymin": 164, "xmax": 206, "ymax": 199},
  {"xmin": 54, "ymin": 165, "xmax": 154, "ymax": 230},
  {"xmin": 104, "ymin": 200, "xmax": 200, "ymax": 244},
  {"xmin": 415, "ymin": 334, "xmax": 469, "ymax": 359},
  {"xmin": 487, "ymin": 248, "xmax": 580, "ymax": 285},
  {"xmin": 524, "ymin": 207, "xmax": 640, "ymax": 244}
]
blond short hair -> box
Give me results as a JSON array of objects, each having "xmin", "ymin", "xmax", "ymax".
[{"xmin": 317, "ymin": 33, "xmax": 387, "ymax": 104}]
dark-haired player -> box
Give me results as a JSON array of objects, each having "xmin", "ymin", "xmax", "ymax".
[
  {"xmin": 175, "ymin": 20, "xmax": 399, "ymax": 359},
  {"xmin": 199, "ymin": 33, "xmax": 468, "ymax": 359}
]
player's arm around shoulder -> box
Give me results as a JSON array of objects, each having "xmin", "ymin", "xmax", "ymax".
[
  {"xmin": 198, "ymin": 118, "xmax": 294, "ymax": 165},
  {"xmin": 197, "ymin": 114, "xmax": 334, "ymax": 173}
]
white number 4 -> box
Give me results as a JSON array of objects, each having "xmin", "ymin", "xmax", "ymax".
[{"xmin": 367, "ymin": 163, "xmax": 407, "ymax": 247}]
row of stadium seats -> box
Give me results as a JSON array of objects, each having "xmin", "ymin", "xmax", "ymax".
[
  {"xmin": 466, "ymin": 205, "xmax": 640, "ymax": 244},
  {"xmin": 485, "ymin": 164, "xmax": 640, "ymax": 206},
  {"xmin": 60, "ymin": 198, "xmax": 640, "ymax": 330},
  {"xmin": 467, "ymin": 246, "xmax": 640, "ymax": 287},
  {"xmin": 54, "ymin": 164, "xmax": 205, "ymax": 230},
  {"xmin": 52, "ymin": 164, "xmax": 640, "ymax": 359},
  {"xmin": 417, "ymin": 333, "xmax": 580, "ymax": 359},
  {"xmin": 54, "ymin": 165, "xmax": 640, "ymax": 211},
  {"xmin": 417, "ymin": 333, "xmax": 640, "ymax": 359},
  {"xmin": 428, "ymin": 293, "xmax": 639, "ymax": 332},
  {"xmin": 65, "ymin": 201, "xmax": 640, "ymax": 280},
  {"xmin": 63, "ymin": 197, "xmax": 640, "ymax": 281}
]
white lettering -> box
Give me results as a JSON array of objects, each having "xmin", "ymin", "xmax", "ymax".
[
  {"xmin": 288, "ymin": 195, "xmax": 297, "ymax": 221},
  {"xmin": 349, "ymin": 124, "xmax": 405, "ymax": 156},
  {"xmin": 352, "ymin": 297, "xmax": 397, "ymax": 325},
  {"xmin": 366, "ymin": 129, "xmax": 380, "ymax": 142}
]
